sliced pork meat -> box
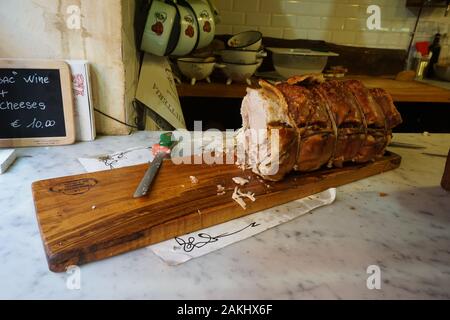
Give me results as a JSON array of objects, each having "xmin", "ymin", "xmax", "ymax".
[
  {"xmin": 238, "ymin": 81, "xmax": 298, "ymax": 181},
  {"xmin": 237, "ymin": 76, "xmax": 402, "ymax": 181}
]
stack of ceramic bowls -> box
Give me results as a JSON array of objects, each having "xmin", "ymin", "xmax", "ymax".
[
  {"xmin": 219, "ymin": 31, "xmax": 266, "ymax": 85},
  {"xmin": 141, "ymin": 0, "xmax": 216, "ymax": 57}
]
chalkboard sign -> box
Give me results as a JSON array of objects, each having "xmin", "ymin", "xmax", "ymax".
[{"xmin": 0, "ymin": 60, "xmax": 74, "ymax": 147}]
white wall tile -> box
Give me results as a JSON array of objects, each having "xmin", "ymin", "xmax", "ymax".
[
  {"xmin": 320, "ymin": 17, "xmax": 345, "ymax": 30},
  {"xmin": 215, "ymin": 24, "xmax": 233, "ymax": 35},
  {"xmin": 298, "ymin": 16, "xmax": 321, "ymax": 30},
  {"xmin": 355, "ymin": 31, "xmax": 380, "ymax": 46},
  {"xmin": 437, "ymin": 22, "xmax": 449, "ymax": 35},
  {"xmin": 307, "ymin": 30, "xmax": 332, "ymax": 41},
  {"xmin": 335, "ymin": 4, "xmax": 362, "ymax": 18},
  {"xmin": 394, "ymin": 4, "xmax": 418, "ymax": 19},
  {"xmin": 344, "ymin": 18, "xmax": 367, "ymax": 31},
  {"xmin": 284, "ymin": 0, "xmax": 306, "ymax": 14},
  {"xmin": 214, "ymin": 0, "xmax": 233, "ymax": 12},
  {"xmin": 389, "ymin": 20, "xmax": 413, "ymax": 33},
  {"xmin": 260, "ymin": 0, "xmax": 287, "ymax": 13},
  {"xmin": 332, "ymin": 31, "xmax": 356, "ymax": 45},
  {"xmin": 232, "ymin": 25, "xmax": 260, "ymax": 34},
  {"xmin": 272, "ymin": 14, "xmax": 297, "ymax": 28},
  {"xmin": 283, "ymin": 28, "xmax": 308, "ymax": 40},
  {"xmin": 259, "ymin": 26, "xmax": 284, "ymax": 38},
  {"xmin": 418, "ymin": 21, "xmax": 438, "ymax": 34},
  {"xmin": 378, "ymin": 32, "xmax": 402, "ymax": 46},
  {"xmin": 220, "ymin": 11, "xmax": 246, "ymax": 25},
  {"xmin": 302, "ymin": 2, "xmax": 336, "ymax": 17},
  {"xmin": 439, "ymin": 45, "xmax": 449, "ymax": 64},
  {"xmin": 233, "ymin": 0, "xmax": 260, "ymax": 12},
  {"xmin": 399, "ymin": 33, "xmax": 413, "ymax": 47},
  {"xmin": 377, "ymin": 5, "xmax": 398, "ymax": 20},
  {"xmin": 246, "ymin": 13, "xmax": 271, "ymax": 26},
  {"xmin": 214, "ymin": 0, "xmax": 450, "ymax": 57}
]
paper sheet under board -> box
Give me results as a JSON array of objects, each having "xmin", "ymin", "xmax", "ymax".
[
  {"xmin": 78, "ymin": 147, "xmax": 154, "ymax": 172},
  {"xmin": 149, "ymin": 188, "xmax": 337, "ymax": 265}
]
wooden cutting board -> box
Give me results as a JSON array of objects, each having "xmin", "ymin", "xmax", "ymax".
[{"xmin": 32, "ymin": 152, "xmax": 401, "ymax": 272}]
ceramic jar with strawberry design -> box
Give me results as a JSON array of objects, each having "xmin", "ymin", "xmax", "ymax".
[
  {"xmin": 141, "ymin": 0, "xmax": 181, "ymax": 56},
  {"xmin": 184, "ymin": 0, "xmax": 215, "ymax": 50},
  {"xmin": 171, "ymin": 1, "xmax": 198, "ymax": 56}
]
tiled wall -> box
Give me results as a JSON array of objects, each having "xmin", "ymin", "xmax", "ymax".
[{"xmin": 214, "ymin": 0, "xmax": 450, "ymax": 61}]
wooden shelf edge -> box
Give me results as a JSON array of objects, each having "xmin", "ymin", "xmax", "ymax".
[
  {"xmin": 177, "ymin": 81, "xmax": 248, "ymax": 99},
  {"xmin": 176, "ymin": 76, "xmax": 450, "ymax": 103}
]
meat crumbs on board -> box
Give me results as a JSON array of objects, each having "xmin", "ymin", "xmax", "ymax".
[
  {"xmin": 232, "ymin": 187, "xmax": 256, "ymax": 210},
  {"xmin": 217, "ymin": 184, "xmax": 226, "ymax": 196},
  {"xmin": 189, "ymin": 176, "xmax": 199, "ymax": 184},
  {"xmin": 232, "ymin": 177, "xmax": 249, "ymax": 186}
]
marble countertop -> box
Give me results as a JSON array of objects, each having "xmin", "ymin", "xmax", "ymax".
[
  {"xmin": 418, "ymin": 78, "xmax": 450, "ymax": 91},
  {"xmin": 0, "ymin": 132, "xmax": 449, "ymax": 299}
]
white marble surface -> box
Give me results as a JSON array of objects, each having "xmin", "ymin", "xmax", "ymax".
[
  {"xmin": 418, "ymin": 78, "xmax": 450, "ymax": 91},
  {"xmin": 0, "ymin": 132, "xmax": 449, "ymax": 299}
]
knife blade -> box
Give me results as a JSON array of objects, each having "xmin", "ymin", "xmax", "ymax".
[
  {"xmin": 388, "ymin": 142, "xmax": 426, "ymax": 149},
  {"xmin": 422, "ymin": 152, "xmax": 448, "ymax": 158},
  {"xmin": 133, "ymin": 151, "xmax": 167, "ymax": 198}
]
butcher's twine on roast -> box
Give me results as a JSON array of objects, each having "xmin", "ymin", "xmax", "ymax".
[{"xmin": 236, "ymin": 74, "xmax": 402, "ymax": 181}]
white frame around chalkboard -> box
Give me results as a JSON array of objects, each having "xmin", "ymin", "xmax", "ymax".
[{"xmin": 0, "ymin": 59, "xmax": 75, "ymax": 147}]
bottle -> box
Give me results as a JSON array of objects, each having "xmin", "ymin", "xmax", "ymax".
[{"xmin": 426, "ymin": 32, "xmax": 441, "ymax": 78}]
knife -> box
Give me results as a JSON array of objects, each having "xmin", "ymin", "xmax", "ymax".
[
  {"xmin": 388, "ymin": 142, "xmax": 426, "ymax": 149},
  {"xmin": 133, "ymin": 133, "xmax": 177, "ymax": 198},
  {"xmin": 422, "ymin": 152, "xmax": 448, "ymax": 158},
  {"xmin": 133, "ymin": 151, "xmax": 167, "ymax": 198}
]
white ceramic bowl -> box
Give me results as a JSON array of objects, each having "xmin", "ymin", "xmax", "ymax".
[
  {"xmin": 220, "ymin": 49, "xmax": 266, "ymax": 64},
  {"xmin": 171, "ymin": 2, "xmax": 198, "ymax": 56},
  {"xmin": 227, "ymin": 31, "xmax": 262, "ymax": 51},
  {"xmin": 256, "ymin": 58, "xmax": 263, "ymax": 69},
  {"xmin": 177, "ymin": 57, "xmax": 224, "ymax": 85},
  {"xmin": 185, "ymin": 0, "xmax": 215, "ymax": 50},
  {"xmin": 221, "ymin": 62, "xmax": 259, "ymax": 85},
  {"xmin": 267, "ymin": 47, "xmax": 339, "ymax": 78}
]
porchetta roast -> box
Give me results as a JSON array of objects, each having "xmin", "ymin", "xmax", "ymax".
[{"xmin": 236, "ymin": 74, "xmax": 402, "ymax": 181}]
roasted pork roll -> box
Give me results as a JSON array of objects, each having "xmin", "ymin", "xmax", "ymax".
[{"xmin": 237, "ymin": 75, "xmax": 402, "ymax": 181}]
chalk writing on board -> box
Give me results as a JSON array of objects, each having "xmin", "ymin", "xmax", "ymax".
[
  {"xmin": 0, "ymin": 68, "xmax": 66, "ymax": 139},
  {"xmin": 10, "ymin": 120, "xmax": 21, "ymax": 128},
  {"xmin": 23, "ymin": 73, "xmax": 50, "ymax": 84}
]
